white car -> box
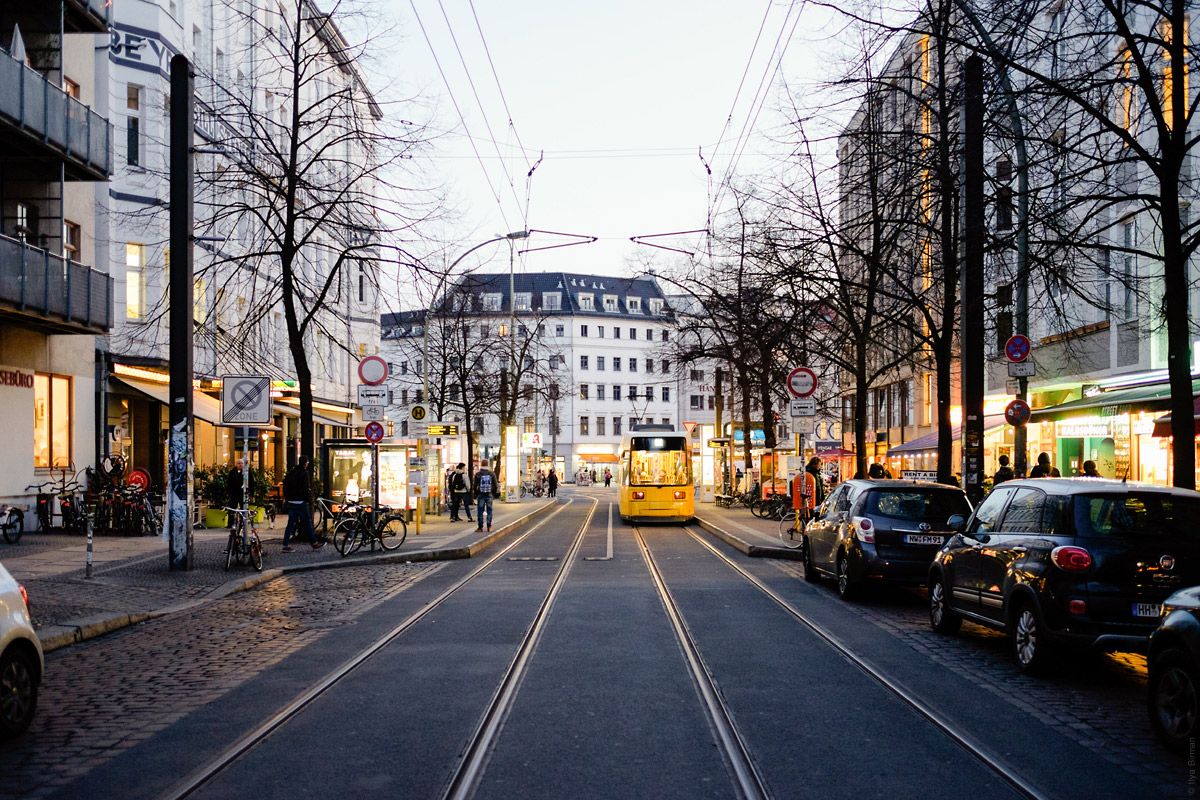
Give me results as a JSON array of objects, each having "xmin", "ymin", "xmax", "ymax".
[{"xmin": 0, "ymin": 561, "xmax": 42, "ymax": 739}]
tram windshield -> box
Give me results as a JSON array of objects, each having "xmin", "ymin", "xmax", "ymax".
[{"xmin": 628, "ymin": 437, "xmax": 690, "ymax": 486}]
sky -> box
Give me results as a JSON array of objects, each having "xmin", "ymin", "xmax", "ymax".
[{"xmin": 375, "ymin": 0, "xmax": 849, "ymax": 306}]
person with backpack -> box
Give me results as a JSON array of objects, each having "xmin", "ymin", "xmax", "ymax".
[
  {"xmin": 473, "ymin": 461, "xmax": 500, "ymax": 532},
  {"xmin": 448, "ymin": 463, "xmax": 473, "ymax": 522},
  {"xmin": 281, "ymin": 455, "xmax": 323, "ymax": 553}
]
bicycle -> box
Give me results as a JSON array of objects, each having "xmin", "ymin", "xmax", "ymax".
[
  {"xmin": 0, "ymin": 505, "xmax": 24, "ymax": 543},
  {"xmin": 333, "ymin": 504, "xmax": 407, "ymax": 557},
  {"xmin": 312, "ymin": 496, "xmax": 356, "ymax": 536},
  {"xmin": 778, "ymin": 505, "xmax": 809, "ymax": 550},
  {"xmin": 223, "ymin": 506, "xmax": 263, "ymax": 572},
  {"xmin": 519, "ymin": 480, "xmax": 544, "ymax": 499}
]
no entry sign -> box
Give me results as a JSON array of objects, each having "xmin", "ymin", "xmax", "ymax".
[{"xmin": 786, "ymin": 367, "xmax": 818, "ymax": 398}]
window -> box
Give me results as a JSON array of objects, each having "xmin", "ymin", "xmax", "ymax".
[
  {"xmin": 597, "ymin": 385, "xmax": 606, "ymax": 400},
  {"xmin": 126, "ymin": 85, "xmax": 141, "ymax": 167},
  {"xmin": 996, "ymin": 187, "xmax": 1013, "ymax": 230},
  {"xmin": 597, "ymin": 356, "xmax": 606, "ymax": 371},
  {"xmin": 63, "ymin": 221, "xmax": 81, "ymax": 261},
  {"xmin": 661, "ymin": 330, "xmax": 669, "ymax": 342},
  {"xmin": 596, "ymin": 416, "xmax": 606, "ymax": 436},
  {"xmin": 661, "ymin": 359, "xmax": 670, "ymax": 374},
  {"xmin": 923, "ymin": 374, "xmax": 933, "ymax": 425},
  {"xmin": 597, "ymin": 326, "xmax": 605, "ymax": 338},
  {"xmin": 580, "ymin": 325, "xmax": 588, "ymax": 338},
  {"xmin": 34, "ymin": 373, "xmax": 72, "ymax": 469},
  {"xmin": 649, "ymin": 298, "xmax": 664, "ymax": 315},
  {"xmin": 63, "ymin": 77, "xmax": 80, "ymax": 99},
  {"xmin": 644, "ymin": 359, "xmax": 653, "ymax": 374},
  {"xmin": 968, "ymin": 487, "xmax": 1014, "ymax": 536},
  {"xmin": 628, "ymin": 437, "xmax": 689, "ymax": 486},
  {"xmin": 661, "ymin": 418, "xmax": 671, "ymax": 426},
  {"xmin": 401, "ymin": 388, "xmax": 409, "ymax": 404},
  {"xmin": 399, "ymin": 361, "xmax": 409, "ymax": 375},
  {"xmin": 580, "ymin": 384, "xmax": 589, "ymax": 400},
  {"xmin": 690, "ymin": 395, "xmax": 702, "ymax": 410},
  {"xmin": 479, "ymin": 323, "xmax": 490, "ymax": 337},
  {"xmin": 1123, "ymin": 220, "xmax": 1136, "ymax": 318},
  {"xmin": 613, "ymin": 385, "xmax": 622, "ymax": 401},
  {"xmin": 662, "ymin": 387, "xmax": 670, "ymax": 402},
  {"xmin": 613, "ymin": 357, "xmax": 622, "ymax": 372},
  {"xmin": 603, "ymin": 294, "xmax": 618, "ymax": 312},
  {"xmin": 998, "ymin": 488, "xmax": 1046, "ymax": 533},
  {"xmin": 613, "ymin": 417, "xmax": 622, "ymax": 435},
  {"xmin": 646, "ymin": 328, "xmax": 653, "ymax": 340},
  {"xmin": 629, "ymin": 417, "xmax": 639, "ymax": 429},
  {"xmin": 14, "ymin": 202, "xmax": 37, "ymax": 243},
  {"xmin": 645, "ymin": 387, "xmax": 654, "ymax": 400},
  {"xmin": 555, "ymin": 324, "xmax": 564, "ymax": 337},
  {"xmin": 125, "ymin": 243, "xmax": 145, "ymax": 319},
  {"xmin": 580, "ymin": 416, "xmax": 589, "ymax": 436},
  {"xmin": 708, "ymin": 396, "xmax": 715, "ymax": 410},
  {"xmin": 193, "ymin": 277, "xmax": 207, "ymax": 323},
  {"xmin": 626, "ymin": 297, "xmax": 642, "ymax": 313},
  {"xmin": 415, "ymin": 389, "xmax": 424, "ymax": 402},
  {"xmin": 482, "ymin": 293, "xmax": 502, "ymax": 311},
  {"xmin": 613, "ymin": 327, "xmax": 621, "ymax": 339},
  {"xmin": 514, "ymin": 292, "xmax": 532, "ymax": 311},
  {"xmin": 578, "ymin": 293, "xmax": 594, "ymax": 310},
  {"xmin": 518, "ymin": 324, "xmax": 528, "ymax": 338},
  {"xmin": 904, "ymin": 380, "xmax": 915, "ymax": 427},
  {"xmin": 629, "ymin": 359, "xmax": 638, "ymax": 373},
  {"xmin": 401, "ymin": 419, "xmax": 409, "ymax": 436},
  {"xmin": 629, "ymin": 327, "xmax": 637, "ymax": 339},
  {"xmin": 543, "ymin": 292, "xmax": 562, "ymax": 311},
  {"xmin": 689, "ymin": 369, "xmax": 704, "ymax": 382},
  {"xmin": 580, "ymin": 355, "xmax": 589, "ymax": 370}
]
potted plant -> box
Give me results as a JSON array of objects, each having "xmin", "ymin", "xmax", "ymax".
[
  {"xmin": 198, "ymin": 466, "xmax": 231, "ymax": 528},
  {"xmin": 248, "ymin": 467, "xmax": 272, "ymax": 523}
]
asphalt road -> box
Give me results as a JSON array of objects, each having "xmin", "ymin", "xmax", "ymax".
[{"xmin": 1, "ymin": 489, "xmax": 1182, "ymax": 800}]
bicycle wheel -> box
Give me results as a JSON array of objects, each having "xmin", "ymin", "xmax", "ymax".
[
  {"xmin": 224, "ymin": 527, "xmax": 237, "ymax": 571},
  {"xmin": 250, "ymin": 531, "xmax": 263, "ymax": 572},
  {"xmin": 334, "ymin": 518, "xmax": 360, "ymax": 557},
  {"xmin": 376, "ymin": 514, "xmax": 407, "ymax": 551},
  {"xmin": 2, "ymin": 509, "xmax": 22, "ymax": 544},
  {"xmin": 778, "ymin": 512, "xmax": 805, "ymax": 549}
]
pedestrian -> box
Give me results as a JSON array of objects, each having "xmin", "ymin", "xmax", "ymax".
[
  {"xmin": 1029, "ymin": 452, "xmax": 1061, "ymax": 478},
  {"xmin": 473, "ymin": 460, "xmax": 501, "ymax": 532},
  {"xmin": 993, "ymin": 454, "xmax": 1015, "ymax": 486},
  {"xmin": 448, "ymin": 462, "xmax": 473, "ymax": 522},
  {"xmin": 547, "ymin": 468, "xmax": 558, "ymax": 497},
  {"xmin": 1083, "ymin": 460, "xmax": 1101, "ymax": 477},
  {"xmin": 805, "ymin": 456, "xmax": 826, "ymax": 504},
  {"xmin": 281, "ymin": 456, "xmax": 323, "ymax": 553},
  {"xmin": 603, "ymin": 468, "xmax": 612, "ymax": 488},
  {"xmin": 230, "ymin": 458, "xmax": 248, "ymax": 508},
  {"xmin": 867, "ymin": 462, "xmax": 886, "ymax": 479},
  {"xmin": 591, "ymin": 468, "xmax": 597, "ymax": 484}
]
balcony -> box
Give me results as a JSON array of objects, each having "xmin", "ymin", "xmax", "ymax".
[
  {"xmin": 0, "ymin": 50, "xmax": 111, "ymax": 180},
  {"xmin": 0, "ymin": 234, "xmax": 112, "ymax": 334},
  {"xmin": 65, "ymin": 0, "xmax": 113, "ymax": 33}
]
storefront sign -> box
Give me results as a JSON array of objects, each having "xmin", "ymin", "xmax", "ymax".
[
  {"xmin": 0, "ymin": 368, "xmax": 33, "ymax": 388},
  {"xmin": 521, "ymin": 432, "xmax": 544, "ymax": 449},
  {"xmin": 903, "ymin": 470, "xmax": 937, "ymax": 481},
  {"xmin": 1058, "ymin": 421, "xmax": 1114, "ymax": 437}
]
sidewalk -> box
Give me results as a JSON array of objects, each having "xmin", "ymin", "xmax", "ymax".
[
  {"xmin": 692, "ymin": 502, "xmax": 804, "ymax": 560},
  {"xmin": 0, "ymin": 497, "xmax": 558, "ymax": 652}
]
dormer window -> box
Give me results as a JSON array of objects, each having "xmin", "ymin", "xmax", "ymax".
[
  {"xmin": 543, "ymin": 291, "xmax": 561, "ymax": 310},
  {"xmin": 482, "ymin": 293, "xmax": 502, "ymax": 311},
  {"xmin": 514, "ymin": 292, "xmax": 532, "ymax": 311},
  {"xmin": 578, "ymin": 293, "xmax": 594, "ymax": 310},
  {"xmin": 626, "ymin": 296, "xmax": 642, "ymax": 313},
  {"xmin": 603, "ymin": 294, "xmax": 618, "ymax": 312},
  {"xmin": 649, "ymin": 298, "xmax": 664, "ymax": 315}
]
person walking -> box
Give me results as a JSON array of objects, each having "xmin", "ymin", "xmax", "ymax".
[
  {"xmin": 1082, "ymin": 460, "xmax": 1101, "ymax": 477},
  {"xmin": 1029, "ymin": 452, "xmax": 1061, "ymax": 478},
  {"xmin": 867, "ymin": 462, "xmax": 886, "ymax": 479},
  {"xmin": 448, "ymin": 463, "xmax": 473, "ymax": 522},
  {"xmin": 603, "ymin": 468, "xmax": 612, "ymax": 488},
  {"xmin": 804, "ymin": 456, "xmax": 826, "ymax": 505},
  {"xmin": 473, "ymin": 461, "xmax": 501, "ymax": 532},
  {"xmin": 547, "ymin": 468, "xmax": 558, "ymax": 497},
  {"xmin": 281, "ymin": 456, "xmax": 323, "ymax": 553},
  {"xmin": 993, "ymin": 454, "xmax": 1015, "ymax": 486}
]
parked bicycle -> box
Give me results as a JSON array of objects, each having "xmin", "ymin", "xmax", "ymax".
[
  {"xmin": 778, "ymin": 505, "xmax": 809, "ymax": 550},
  {"xmin": 519, "ymin": 479, "xmax": 544, "ymax": 498},
  {"xmin": 333, "ymin": 503, "xmax": 407, "ymax": 556},
  {"xmin": 26, "ymin": 467, "xmax": 85, "ymax": 533},
  {"xmin": 0, "ymin": 504, "xmax": 24, "ymax": 543},
  {"xmin": 223, "ymin": 506, "xmax": 263, "ymax": 572},
  {"xmin": 311, "ymin": 495, "xmax": 356, "ymax": 535}
]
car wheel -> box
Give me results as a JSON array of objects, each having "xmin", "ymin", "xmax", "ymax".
[
  {"xmin": 1150, "ymin": 647, "xmax": 1199, "ymax": 753},
  {"xmin": 1011, "ymin": 599, "xmax": 1052, "ymax": 674},
  {"xmin": 0, "ymin": 647, "xmax": 38, "ymax": 739},
  {"xmin": 802, "ymin": 536, "xmax": 820, "ymax": 583},
  {"xmin": 929, "ymin": 574, "xmax": 961, "ymax": 635},
  {"xmin": 836, "ymin": 551, "xmax": 859, "ymax": 601}
]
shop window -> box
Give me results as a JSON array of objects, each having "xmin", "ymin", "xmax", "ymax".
[{"xmin": 34, "ymin": 373, "xmax": 72, "ymax": 469}]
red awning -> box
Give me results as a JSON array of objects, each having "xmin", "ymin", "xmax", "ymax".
[
  {"xmin": 1152, "ymin": 395, "xmax": 1200, "ymax": 437},
  {"xmin": 814, "ymin": 447, "xmax": 855, "ymax": 457}
]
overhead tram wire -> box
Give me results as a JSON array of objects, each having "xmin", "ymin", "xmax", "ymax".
[{"xmin": 409, "ymin": 0, "xmax": 517, "ymax": 234}]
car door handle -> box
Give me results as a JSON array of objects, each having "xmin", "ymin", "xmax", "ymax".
[{"xmin": 1011, "ymin": 546, "xmax": 1027, "ymax": 553}]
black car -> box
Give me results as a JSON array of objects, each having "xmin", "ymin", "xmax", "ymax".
[
  {"xmin": 1149, "ymin": 586, "xmax": 1200, "ymax": 753},
  {"xmin": 803, "ymin": 479, "xmax": 972, "ymax": 600},
  {"xmin": 929, "ymin": 478, "xmax": 1200, "ymax": 673}
]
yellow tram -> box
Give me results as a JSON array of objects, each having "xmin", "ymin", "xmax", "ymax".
[{"xmin": 617, "ymin": 426, "xmax": 694, "ymax": 523}]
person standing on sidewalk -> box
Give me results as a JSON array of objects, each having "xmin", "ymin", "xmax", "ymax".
[
  {"xmin": 282, "ymin": 456, "xmax": 323, "ymax": 553},
  {"xmin": 547, "ymin": 468, "xmax": 558, "ymax": 497},
  {"xmin": 449, "ymin": 463, "xmax": 473, "ymax": 522},
  {"xmin": 473, "ymin": 461, "xmax": 500, "ymax": 532}
]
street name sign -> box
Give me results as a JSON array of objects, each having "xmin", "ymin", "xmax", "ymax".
[
  {"xmin": 1008, "ymin": 360, "xmax": 1036, "ymax": 377},
  {"xmin": 1004, "ymin": 334, "xmax": 1032, "ymax": 363},
  {"xmin": 357, "ymin": 355, "xmax": 389, "ymax": 386},
  {"xmin": 786, "ymin": 366, "xmax": 818, "ymax": 398},
  {"xmin": 221, "ymin": 375, "xmax": 272, "ymax": 425},
  {"xmin": 789, "ymin": 398, "xmax": 817, "ymax": 417}
]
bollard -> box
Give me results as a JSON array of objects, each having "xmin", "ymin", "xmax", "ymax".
[{"xmin": 85, "ymin": 510, "xmax": 94, "ymax": 579}]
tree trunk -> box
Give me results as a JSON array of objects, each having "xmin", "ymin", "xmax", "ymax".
[{"xmin": 1160, "ymin": 173, "xmax": 1196, "ymax": 488}]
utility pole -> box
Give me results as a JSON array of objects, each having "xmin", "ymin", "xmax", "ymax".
[
  {"xmin": 961, "ymin": 55, "xmax": 986, "ymax": 504},
  {"xmin": 167, "ymin": 55, "xmax": 194, "ymax": 570}
]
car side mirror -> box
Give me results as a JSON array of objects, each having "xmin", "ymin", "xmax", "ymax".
[
  {"xmin": 837, "ymin": 511, "xmax": 848, "ymax": 524},
  {"xmin": 947, "ymin": 514, "xmax": 966, "ymax": 533},
  {"xmin": 973, "ymin": 533, "xmax": 991, "ymax": 544}
]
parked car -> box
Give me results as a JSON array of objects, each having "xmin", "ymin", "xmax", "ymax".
[
  {"xmin": 802, "ymin": 479, "xmax": 972, "ymax": 600},
  {"xmin": 0, "ymin": 559, "xmax": 42, "ymax": 739},
  {"xmin": 929, "ymin": 478, "xmax": 1200, "ymax": 673},
  {"xmin": 1148, "ymin": 586, "xmax": 1200, "ymax": 753}
]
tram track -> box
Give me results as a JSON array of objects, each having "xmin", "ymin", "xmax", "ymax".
[
  {"xmin": 676, "ymin": 525, "xmax": 1054, "ymax": 800},
  {"xmin": 158, "ymin": 496, "xmax": 595, "ymax": 800}
]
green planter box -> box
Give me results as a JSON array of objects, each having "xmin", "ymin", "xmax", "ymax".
[{"xmin": 204, "ymin": 508, "xmax": 229, "ymax": 528}]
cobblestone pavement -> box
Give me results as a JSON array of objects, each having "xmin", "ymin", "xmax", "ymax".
[
  {"xmin": 0, "ymin": 562, "xmax": 444, "ymax": 800},
  {"xmin": 770, "ymin": 559, "xmax": 1181, "ymax": 795}
]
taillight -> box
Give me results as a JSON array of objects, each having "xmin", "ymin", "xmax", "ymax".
[
  {"xmin": 19, "ymin": 584, "xmax": 28, "ymax": 609},
  {"xmin": 632, "ymin": 491, "xmax": 645, "ymax": 500},
  {"xmin": 1051, "ymin": 546, "xmax": 1093, "ymax": 572},
  {"xmin": 673, "ymin": 491, "xmax": 686, "ymax": 500},
  {"xmin": 1068, "ymin": 599, "xmax": 1087, "ymax": 615},
  {"xmin": 853, "ymin": 517, "xmax": 875, "ymax": 543}
]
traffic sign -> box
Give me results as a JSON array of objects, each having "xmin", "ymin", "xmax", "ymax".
[
  {"xmin": 361, "ymin": 406, "xmax": 385, "ymax": 422},
  {"xmin": 1008, "ymin": 360, "xmax": 1035, "ymax": 377},
  {"xmin": 409, "ymin": 403, "xmax": 429, "ymax": 422},
  {"xmin": 357, "ymin": 385, "xmax": 389, "ymax": 406},
  {"xmin": 789, "ymin": 398, "xmax": 817, "ymax": 417},
  {"xmin": 1005, "ymin": 334, "xmax": 1031, "ymax": 363},
  {"xmin": 364, "ymin": 420, "xmax": 386, "ymax": 443},
  {"xmin": 221, "ymin": 375, "xmax": 272, "ymax": 425},
  {"xmin": 357, "ymin": 355, "xmax": 389, "ymax": 386},
  {"xmin": 786, "ymin": 366, "xmax": 818, "ymax": 398},
  {"xmin": 1005, "ymin": 398, "xmax": 1032, "ymax": 427}
]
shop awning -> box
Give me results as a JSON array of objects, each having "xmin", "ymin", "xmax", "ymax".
[
  {"xmin": 580, "ymin": 453, "xmax": 619, "ymax": 463},
  {"xmin": 1152, "ymin": 395, "xmax": 1200, "ymax": 437},
  {"xmin": 112, "ymin": 377, "xmax": 281, "ymax": 430},
  {"xmin": 814, "ymin": 446, "xmax": 855, "ymax": 457},
  {"xmin": 1029, "ymin": 378, "xmax": 1200, "ymax": 422},
  {"xmin": 273, "ymin": 402, "xmax": 352, "ymax": 429},
  {"xmin": 886, "ymin": 415, "xmax": 1005, "ymax": 457}
]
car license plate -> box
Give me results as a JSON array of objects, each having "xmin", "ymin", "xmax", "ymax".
[
  {"xmin": 1132, "ymin": 602, "xmax": 1162, "ymax": 618},
  {"xmin": 905, "ymin": 534, "xmax": 944, "ymax": 545}
]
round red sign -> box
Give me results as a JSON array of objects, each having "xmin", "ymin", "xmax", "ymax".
[
  {"xmin": 127, "ymin": 468, "xmax": 151, "ymax": 491},
  {"xmin": 1004, "ymin": 334, "xmax": 1031, "ymax": 363},
  {"xmin": 357, "ymin": 355, "xmax": 389, "ymax": 386},
  {"xmin": 1005, "ymin": 399, "xmax": 1032, "ymax": 427},
  {"xmin": 364, "ymin": 420, "xmax": 386, "ymax": 443},
  {"xmin": 786, "ymin": 367, "xmax": 818, "ymax": 399}
]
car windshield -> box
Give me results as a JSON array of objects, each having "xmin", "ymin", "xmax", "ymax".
[
  {"xmin": 862, "ymin": 489, "xmax": 970, "ymax": 523},
  {"xmin": 628, "ymin": 437, "xmax": 689, "ymax": 486},
  {"xmin": 1074, "ymin": 493, "xmax": 1200, "ymax": 538}
]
